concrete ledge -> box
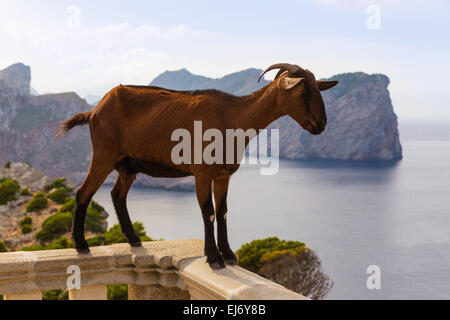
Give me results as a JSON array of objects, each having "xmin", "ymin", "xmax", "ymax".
[
  {"xmin": 0, "ymin": 239, "xmax": 203, "ymax": 295},
  {"xmin": 0, "ymin": 239, "xmax": 308, "ymax": 300},
  {"xmin": 178, "ymin": 257, "xmax": 308, "ymax": 300}
]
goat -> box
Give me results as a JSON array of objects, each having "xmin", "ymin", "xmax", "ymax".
[{"xmin": 58, "ymin": 63, "xmax": 338, "ymax": 269}]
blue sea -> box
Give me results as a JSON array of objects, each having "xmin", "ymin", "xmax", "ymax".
[{"xmin": 94, "ymin": 123, "xmax": 450, "ymax": 299}]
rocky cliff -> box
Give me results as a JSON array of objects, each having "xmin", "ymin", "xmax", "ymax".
[
  {"xmin": 270, "ymin": 72, "xmax": 402, "ymax": 160},
  {"xmin": 151, "ymin": 68, "xmax": 270, "ymax": 96},
  {"xmin": 0, "ymin": 163, "xmax": 107, "ymax": 250},
  {"xmin": 0, "ymin": 64, "xmax": 402, "ymax": 192}
]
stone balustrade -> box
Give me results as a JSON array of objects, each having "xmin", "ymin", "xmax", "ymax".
[{"xmin": 0, "ymin": 240, "xmax": 308, "ymax": 300}]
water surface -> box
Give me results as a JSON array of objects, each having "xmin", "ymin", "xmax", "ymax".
[{"xmin": 94, "ymin": 138, "xmax": 450, "ymax": 299}]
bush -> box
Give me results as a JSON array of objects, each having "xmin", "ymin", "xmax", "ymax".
[
  {"xmin": 236, "ymin": 237, "xmax": 333, "ymax": 300},
  {"xmin": 86, "ymin": 222, "xmax": 153, "ymax": 247},
  {"xmin": 259, "ymin": 247, "xmax": 333, "ymax": 300},
  {"xmin": 236, "ymin": 237, "xmax": 306, "ymax": 273},
  {"xmin": 21, "ymin": 224, "xmax": 32, "ymax": 234},
  {"xmin": 108, "ymin": 284, "xmax": 128, "ymax": 300},
  {"xmin": 26, "ymin": 192, "xmax": 48, "ymax": 212},
  {"xmin": 19, "ymin": 188, "xmax": 31, "ymax": 196},
  {"xmin": 35, "ymin": 211, "xmax": 72, "ymax": 242},
  {"xmin": 35, "ymin": 198, "xmax": 107, "ymax": 243},
  {"xmin": 4, "ymin": 162, "xmax": 11, "ymax": 169},
  {"xmin": 0, "ymin": 241, "xmax": 7, "ymax": 252},
  {"xmin": 48, "ymin": 188, "xmax": 70, "ymax": 204},
  {"xmin": 20, "ymin": 216, "xmax": 33, "ymax": 227},
  {"xmin": 44, "ymin": 178, "xmax": 71, "ymax": 192},
  {"xmin": 90, "ymin": 200, "xmax": 105, "ymax": 213},
  {"xmin": 0, "ymin": 179, "xmax": 20, "ymax": 205},
  {"xmin": 21, "ymin": 237, "xmax": 74, "ymax": 251},
  {"xmin": 42, "ymin": 289, "xmax": 68, "ymax": 300}
]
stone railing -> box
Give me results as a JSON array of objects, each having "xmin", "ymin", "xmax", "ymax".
[{"xmin": 0, "ymin": 240, "xmax": 308, "ymax": 300}]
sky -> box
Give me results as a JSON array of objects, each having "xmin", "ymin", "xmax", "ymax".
[{"xmin": 0, "ymin": 0, "xmax": 449, "ymax": 123}]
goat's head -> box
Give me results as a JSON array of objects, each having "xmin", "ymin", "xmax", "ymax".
[{"xmin": 259, "ymin": 63, "xmax": 338, "ymax": 135}]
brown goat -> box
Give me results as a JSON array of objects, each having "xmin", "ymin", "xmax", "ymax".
[{"xmin": 58, "ymin": 63, "xmax": 338, "ymax": 269}]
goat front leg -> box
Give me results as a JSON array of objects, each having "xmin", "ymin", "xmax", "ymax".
[
  {"xmin": 213, "ymin": 176, "xmax": 237, "ymax": 265},
  {"xmin": 195, "ymin": 173, "xmax": 225, "ymax": 270}
]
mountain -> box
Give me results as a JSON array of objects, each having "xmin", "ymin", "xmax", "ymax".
[
  {"xmin": 0, "ymin": 63, "xmax": 31, "ymax": 96},
  {"xmin": 150, "ymin": 68, "xmax": 270, "ymax": 96},
  {"xmin": 151, "ymin": 68, "xmax": 402, "ymax": 161},
  {"xmin": 83, "ymin": 94, "xmax": 101, "ymax": 106},
  {"xmin": 269, "ymin": 72, "xmax": 402, "ymax": 160},
  {"xmin": 0, "ymin": 63, "xmax": 402, "ymax": 192}
]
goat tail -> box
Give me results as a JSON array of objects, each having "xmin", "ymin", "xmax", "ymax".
[{"xmin": 56, "ymin": 111, "xmax": 92, "ymax": 139}]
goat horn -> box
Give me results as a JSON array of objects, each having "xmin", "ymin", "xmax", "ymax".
[{"xmin": 258, "ymin": 63, "xmax": 305, "ymax": 83}]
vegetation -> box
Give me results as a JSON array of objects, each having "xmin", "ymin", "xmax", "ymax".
[
  {"xmin": 21, "ymin": 224, "xmax": 32, "ymax": 234},
  {"xmin": 26, "ymin": 192, "xmax": 48, "ymax": 212},
  {"xmin": 20, "ymin": 216, "xmax": 33, "ymax": 227},
  {"xmin": 35, "ymin": 198, "xmax": 107, "ymax": 243},
  {"xmin": 0, "ymin": 241, "xmax": 7, "ymax": 252},
  {"xmin": 236, "ymin": 237, "xmax": 333, "ymax": 300},
  {"xmin": 87, "ymin": 222, "xmax": 152, "ymax": 247},
  {"xmin": 21, "ymin": 237, "xmax": 74, "ymax": 251},
  {"xmin": 236, "ymin": 237, "xmax": 306, "ymax": 273},
  {"xmin": 47, "ymin": 188, "xmax": 70, "ymax": 204},
  {"xmin": 19, "ymin": 188, "xmax": 31, "ymax": 196},
  {"xmin": 45, "ymin": 178, "xmax": 73, "ymax": 204},
  {"xmin": 107, "ymin": 285, "xmax": 128, "ymax": 300},
  {"xmin": 44, "ymin": 178, "xmax": 72, "ymax": 193},
  {"xmin": 4, "ymin": 161, "xmax": 11, "ymax": 169},
  {"xmin": 0, "ymin": 179, "xmax": 20, "ymax": 205},
  {"xmin": 42, "ymin": 289, "xmax": 68, "ymax": 300}
]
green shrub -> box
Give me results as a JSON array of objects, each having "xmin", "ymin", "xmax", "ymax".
[
  {"xmin": 26, "ymin": 192, "xmax": 48, "ymax": 212},
  {"xmin": 19, "ymin": 188, "xmax": 31, "ymax": 196},
  {"xmin": 42, "ymin": 289, "xmax": 69, "ymax": 300},
  {"xmin": 236, "ymin": 237, "xmax": 306, "ymax": 273},
  {"xmin": 21, "ymin": 237, "xmax": 73, "ymax": 251},
  {"xmin": 4, "ymin": 161, "xmax": 11, "ymax": 169},
  {"xmin": 59, "ymin": 198, "xmax": 76, "ymax": 212},
  {"xmin": 35, "ymin": 198, "xmax": 107, "ymax": 243},
  {"xmin": 0, "ymin": 179, "xmax": 20, "ymax": 205},
  {"xmin": 20, "ymin": 216, "xmax": 33, "ymax": 227},
  {"xmin": 35, "ymin": 211, "xmax": 72, "ymax": 242},
  {"xmin": 48, "ymin": 188, "xmax": 70, "ymax": 204},
  {"xmin": 107, "ymin": 284, "xmax": 128, "ymax": 300},
  {"xmin": 44, "ymin": 178, "xmax": 71, "ymax": 192},
  {"xmin": 21, "ymin": 224, "xmax": 32, "ymax": 234},
  {"xmin": 0, "ymin": 241, "xmax": 7, "ymax": 252},
  {"xmin": 85, "ymin": 206, "xmax": 106, "ymax": 233}
]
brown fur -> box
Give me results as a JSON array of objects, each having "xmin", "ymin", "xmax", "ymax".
[{"xmin": 59, "ymin": 65, "xmax": 338, "ymax": 269}]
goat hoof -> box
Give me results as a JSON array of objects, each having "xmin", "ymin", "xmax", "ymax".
[
  {"xmin": 130, "ymin": 241, "xmax": 142, "ymax": 247},
  {"xmin": 225, "ymin": 259, "xmax": 237, "ymax": 266},
  {"xmin": 209, "ymin": 262, "xmax": 226, "ymax": 270},
  {"xmin": 76, "ymin": 247, "xmax": 90, "ymax": 254}
]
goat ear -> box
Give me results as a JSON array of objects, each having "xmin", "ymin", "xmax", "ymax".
[
  {"xmin": 317, "ymin": 80, "xmax": 338, "ymax": 91},
  {"xmin": 279, "ymin": 77, "xmax": 304, "ymax": 90}
]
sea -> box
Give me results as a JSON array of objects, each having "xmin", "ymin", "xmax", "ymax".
[{"xmin": 93, "ymin": 123, "xmax": 450, "ymax": 299}]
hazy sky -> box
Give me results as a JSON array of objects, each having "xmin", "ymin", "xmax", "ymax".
[{"xmin": 0, "ymin": 0, "xmax": 449, "ymax": 122}]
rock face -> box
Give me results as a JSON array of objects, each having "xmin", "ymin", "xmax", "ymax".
[
  {"xmin": 150, "ymin": 68, "xmax": 270, "ymax": 96},
  {"xmin": 0, "ymin": 64, "xmax": 402, "ymax": 193},
  {"xmin": 0, "ymin": 63, "xmax": 31, "ymax": 97},
  {"xmin": 270, "ymin": 72, "xmax": 402, "ymax": 160},
  {"xmin": 0, "ymin": 163, "xmax": 107, "ymax": 250}
]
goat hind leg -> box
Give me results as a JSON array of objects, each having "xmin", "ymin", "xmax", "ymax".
[
  {"xmin": 111, "ymin": 175, "xmax": 141, "ymax": 247},
  {"xmin": 73, "ymin": 157, "xmax": 114, "ymax": 253}
]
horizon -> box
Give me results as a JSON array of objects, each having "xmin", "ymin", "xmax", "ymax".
[{"xmin": 1, "ymin": 0, "xmax": 449, "ymax": 123}]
